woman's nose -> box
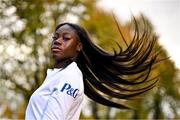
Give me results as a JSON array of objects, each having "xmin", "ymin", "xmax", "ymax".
[{"xmin": 54, "ymin": 37, "xmax": 63, "ymax": 45}]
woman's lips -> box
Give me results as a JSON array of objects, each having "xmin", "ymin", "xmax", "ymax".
[
  {"xmin": 51, "ymin": 48, "xmax": 61, "ymax": 52},
  {"xmin": 51, "ymin": 47, "xmax": 62, "ymax": 52}
]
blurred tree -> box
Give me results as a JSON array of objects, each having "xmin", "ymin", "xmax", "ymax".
[
  {"xmin": 79, "ymin": 0, "xmax": 180, "ymax": 119},
  {"xmin": 0, "ymin": 0, "xmax": 179, "ymax": 119},
  {"xmin": 0, "ymin": 0, "xmax": 87, "ymax": 118},
  {"xmin": 113, "ymin": 16, "xmax": 180, "ymax": 119},
  {"xmin": 127, "ymin": 16, "xmax": 180, "ymax": 119}
]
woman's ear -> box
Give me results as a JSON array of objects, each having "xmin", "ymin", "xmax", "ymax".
[{"xmin": 76, "ymin": 42, "xmax": 82, "ymax": 52}]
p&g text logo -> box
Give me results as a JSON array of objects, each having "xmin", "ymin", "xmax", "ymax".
[{"xmin": 60, "ymin": 83, "xmax": 79, "ymax": 98}]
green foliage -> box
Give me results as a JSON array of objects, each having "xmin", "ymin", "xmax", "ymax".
[
  {"xmin": 0, "ymin": 0, "xmax": 179, "ymax": 119},
  {"xmin": 0, "ymin": 0, "xmax": 86, "ymax": 118},
  {"xmin": 80, "ymin": 4, "xmax": 130, "ymax": 53},
  {"xmin": 79, "ymin": 1, "xmax": 180, "ymax": 119}
]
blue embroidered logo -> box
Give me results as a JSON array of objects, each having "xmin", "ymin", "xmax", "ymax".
[{"xmin": 60, "ymin": 83, "xmax": 79, "ymax": 98}]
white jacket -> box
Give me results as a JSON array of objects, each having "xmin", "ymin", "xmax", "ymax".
[{"xmin": 25, "ymin": 62, "xmax": 84, "ymax": 120}]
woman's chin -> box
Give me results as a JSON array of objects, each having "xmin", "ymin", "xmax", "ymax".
[{"xmin": 51, "ymin": 53, "xmax": 62, "ymax": 61}]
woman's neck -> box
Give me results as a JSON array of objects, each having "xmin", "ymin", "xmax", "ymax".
[{"xmin": 53, "ymin": 59, "xmax": 72, "ymax": 69}]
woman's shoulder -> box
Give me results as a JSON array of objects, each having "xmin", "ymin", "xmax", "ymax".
[
  {"xmin": 57, "ymin": 62, "xmax": 84, "ymax": 94},
  {"xmin": 60, "ymin": 62, "xmax": 83, "ymax": 83},
  {"xmin": 63, "ymin": 62, "xmax": 82, "ymax": 77}
]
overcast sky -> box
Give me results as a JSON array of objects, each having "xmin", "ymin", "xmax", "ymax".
[{"xmin": 97, "ymin": 0, "xmax": 180, "ymax": 69}]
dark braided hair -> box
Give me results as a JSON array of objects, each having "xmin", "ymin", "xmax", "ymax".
[{"xmin": 55, "ymin": 18, "xmax": 159, "ymax": 109}]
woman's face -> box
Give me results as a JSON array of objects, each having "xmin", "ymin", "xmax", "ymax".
[{"xmin": 51, "ymin": 24, "xmax": 82, "ymax": 61}]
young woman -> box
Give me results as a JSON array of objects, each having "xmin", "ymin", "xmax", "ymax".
[{"xmin": 25, "ymin": 20, "xmax": 160, "ymax": 120}]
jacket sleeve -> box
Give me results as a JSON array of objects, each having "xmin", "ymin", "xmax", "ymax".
[{"xmin": 41, "ymin": 75, "xmax": 83, "ymax": 120}]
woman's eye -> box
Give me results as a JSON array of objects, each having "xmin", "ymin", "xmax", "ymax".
[
  {"xmin": 52, "ymin": 33, "xmax": 59, "ymax": 40},
  {"xmin": 52, "ymin": 36, "xmax": 57, "ymax": 40},
  {"xmin": 63, "ymin": 37, "xmax": 70, "ymax": 41}
]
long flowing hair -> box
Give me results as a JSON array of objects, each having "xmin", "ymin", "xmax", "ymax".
[{"xmin": 55, "ymin": 17, "xmax": 161, "ymax": 109}]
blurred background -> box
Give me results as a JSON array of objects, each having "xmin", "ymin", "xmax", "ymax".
[{"xmin": 0, "ymin": 0, "xmax": 179, "ymax": 119}]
